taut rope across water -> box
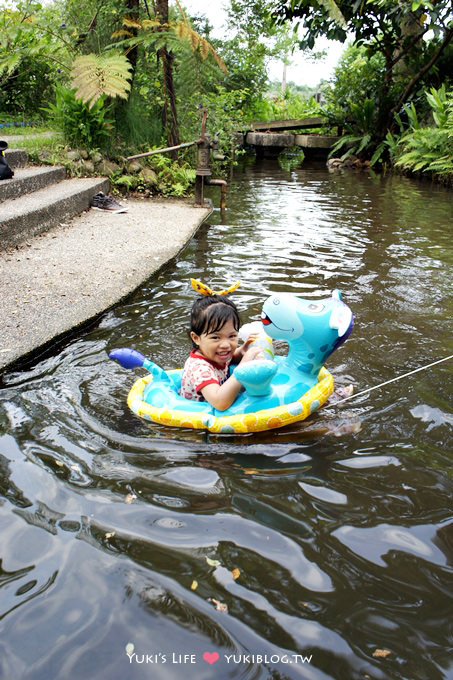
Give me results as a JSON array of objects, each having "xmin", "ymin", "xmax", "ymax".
[{"xmin": 331, "ymin": 355, "xmax": 453, "ymax": 407}]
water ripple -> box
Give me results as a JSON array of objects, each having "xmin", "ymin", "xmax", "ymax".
[{"xmin": 1, "ymin": 160, "xmax": 452, "ymax": 680}]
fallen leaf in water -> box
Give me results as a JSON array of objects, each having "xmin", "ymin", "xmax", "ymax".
[
  {"xmin": 210, "ymin": 598, "xmax": 228, "ymax": 612},
  {"xmin": 191, "ymin": 580, "xmax": 198, "ymax": 590},
  {"xmin": 372, "ymin": 649, "xmax": 391, "ymax": 658},
  {"xmin": 125, "ymin": 493, "xmax": 137, "ymax": 504},
  {"xmin": 56, "ymin": 460, "xmax": 64, "ymax": 467},
  {"xmin": 206, "ymin": 557, "xmax": 221, "ymax": 567},
  {"xmin": 232, "ymin": 568, "xmax": 240, "ymax": 580},
  {"xmin": 105, "ymin": 532, "xmax": 115, "ymax": 539}
]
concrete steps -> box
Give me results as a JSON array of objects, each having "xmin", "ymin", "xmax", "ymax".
[
  {"xmin": 1, "ymin": 148, "xmax": 109, "ymax": 250},
  {"xmin": 4, "ymin": 148, "xmax": 28, "ymax": 169},
  {"xmin": 0, "ymin": 166, "xmax": 66, "ymax": 201}
]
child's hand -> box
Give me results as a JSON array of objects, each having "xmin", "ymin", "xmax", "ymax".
[
  {"xmin": 233, "ymin": 333, "xmax": 259, "ymax": 362},
  {"xmin": 242, "ymin": 332, "xmax": 259, "ymax": 350},
  {"xmin": 239, "ymin": 345, "xmax": 264, "ymax": 363}
]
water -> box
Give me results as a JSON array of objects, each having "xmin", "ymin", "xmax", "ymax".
[{"xmin": 1, "ymin": 159, "xmax": 452, "ymax": 680}]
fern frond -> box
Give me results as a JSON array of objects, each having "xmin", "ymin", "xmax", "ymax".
[
  {"xmin": 111, "ymin": 30, "xmax": 134, "ymax": 38},
  {"xmin": 199, "ymin": 37, "xmax": 210, "ymax": 61},
  {"xmin": 173, "ymin": 21, "xmax": 227, "ymax": 73},
  {"xmin": 0, "ymin": 52, "xmax": 22, "ymax": 77},
  {"xmin": 142, "ymin": 19, "xmax": 163, "ymax": 29},
  {"xmin": 122, "ymin": 16, "xmax": 142, "ymax": 29},
  {"xmin": 70, "ymin": 53, "xmax": 132, "ymax": 107}
]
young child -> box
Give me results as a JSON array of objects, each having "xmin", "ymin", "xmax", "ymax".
[{"xmin": 180, "ymin": 280, "xmax": 262, "ymax": 411}]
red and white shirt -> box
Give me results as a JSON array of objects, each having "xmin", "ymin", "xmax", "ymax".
[{"xmin": 180, "ymin": 350, "xmax": 230, "ymax": 402}]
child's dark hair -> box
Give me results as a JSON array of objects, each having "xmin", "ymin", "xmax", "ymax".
[{"xmin": 190, "ymin": 296, "xmax": 240, "ymax": 348}]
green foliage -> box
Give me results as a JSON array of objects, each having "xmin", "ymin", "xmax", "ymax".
[
  {"xmin": 395, "ymin": 85, "xmax": 453, "ymax": 180},
  {"xmin": 0, "ymin": 2, "xmax": 70, "ymax": 116},
  {"xmin": 324, "ymin": 44, "xmax": 401, "ymax": 160},
  {"xmin": 323, "ymin": 45, "xmax": 389, "ymax": 133},
  {"xmin": 70, "ymin": 53, "xmax": 132, "ymax": 107},
  {"xmin": 272, "ymin": 0, "xmax": 452, "ymax": 56},
  {"xmin": 179, "ymin": 86, "xmax": 251, "ymax": 162},
  {"xmin": 369, "ymin": 130, "xmax": 398, "ymax": 166},
  {"xmin": 273, "ymin": 0, "xmax": 453, "ymax": 147},
  {"xmin": 110, "ymin": 152, "xmax": 196, "ymax": 197},
  {"xmin": 252, "ymin": 89, "xmax": 321, "ymax": 122},
  {"xmin": 113, "ymin": 90, "xmax": 162, "ymax": 148},
  {"xmin": 42, "ymin": 86, "xmax": 113, "ymax": 149}
]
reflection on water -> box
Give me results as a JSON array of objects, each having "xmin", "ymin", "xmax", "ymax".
[{"xmin": 0, "ymin": 159, "xmax": 452, "ymax": 680}]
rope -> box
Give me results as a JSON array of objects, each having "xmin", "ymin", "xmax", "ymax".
[{"xmin": 330, "ymin": 354, "xmax": 453, "ymax": 407}]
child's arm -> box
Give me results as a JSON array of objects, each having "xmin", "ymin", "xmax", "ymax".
[{"xmin": 200, "ymin": 345, "xmax": 263, "ymax": 411}]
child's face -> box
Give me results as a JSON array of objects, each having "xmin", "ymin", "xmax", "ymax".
[{"xmin": 190, "ymin": 319, "xmax": 239, "ymax": 365}]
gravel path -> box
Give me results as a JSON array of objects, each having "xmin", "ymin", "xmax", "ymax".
[{"xmin": 0, "ymin": 197, "xmax": 211, "ymax": 372}]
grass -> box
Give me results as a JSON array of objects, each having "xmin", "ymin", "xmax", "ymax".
[
  {"xmin": 4, "ymin": 132, "xmax": 63, "ymax": 154},
  {"xmin": 0, "ymin": 124, "xmax": 56, "ymax": 136}
]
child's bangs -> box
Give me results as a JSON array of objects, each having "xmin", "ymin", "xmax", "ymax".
[{"xmin": 203, "ymin": 303, "xmax": 239, "ymax": 335}]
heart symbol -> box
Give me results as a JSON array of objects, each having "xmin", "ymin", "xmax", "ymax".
[{"xmin": 203, "ymin": 652, "xmax": 219, "ymax": 665}]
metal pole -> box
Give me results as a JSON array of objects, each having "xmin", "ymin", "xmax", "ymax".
[{"xmin": 126, "ymin": 141, "xmax": 196, "ymax": 161}]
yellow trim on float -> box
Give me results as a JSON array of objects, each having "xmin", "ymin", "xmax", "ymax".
[{"xmin": 127, "ymin": 367, "xmax": 334, "ymax": 434}]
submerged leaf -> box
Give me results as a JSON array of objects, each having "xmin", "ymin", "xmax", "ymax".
[
  {"xmin": 206, "ymin": 557, "xmax": 221, "ymax": 567},
  {"xmin": 210, "ymin": 598, "xmax": 228, "ymax": 612},
  {"xmin": 372, "ymin": 649, "xmax": 392, "ymax": 658}
]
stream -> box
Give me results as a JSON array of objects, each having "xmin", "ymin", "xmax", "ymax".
[{"xmin": 1, "ymin": 158, "xmax": 452, "ymax": 680}]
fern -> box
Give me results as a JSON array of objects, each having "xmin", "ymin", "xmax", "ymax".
[
  {"xmin": 70, "ymin": 53, "xmax": 132, "ymax": 108},
  {"xmin": 0, "ymin": 52, "xmax": 22, "ymax": 78},
  {"xmin": 111, "ymin": 16, "xmax": 227, "ymax": 75},
  {"xmin": 394, "ymin": 86, "xmax": 453, "ymax": 180},
  {"xmin": 174, "ymin": 22, "xmax": 227, "ymax": 73}
]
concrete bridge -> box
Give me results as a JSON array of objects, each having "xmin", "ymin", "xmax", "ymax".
[{"xmin": 242, "ymin": 117, "xmax": 340, "ymax": 158}]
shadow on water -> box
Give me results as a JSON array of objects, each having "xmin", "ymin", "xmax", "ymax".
[{"xmin": 0, "ymin": 159, "xmax": 452, "ymax": 680}]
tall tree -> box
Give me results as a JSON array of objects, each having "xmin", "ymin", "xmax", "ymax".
[
  {"xmin": 270, "ymin": 0, "xmax": 453, "ymax": 135},
  {"xmin": 156, "ymin": 0, "xmax": 180, "ymax": 152}
]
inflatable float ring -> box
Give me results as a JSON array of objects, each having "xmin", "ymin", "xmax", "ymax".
[{"xmin": 110, "ymin": 290, "xmax": 354, "ymax": 434}]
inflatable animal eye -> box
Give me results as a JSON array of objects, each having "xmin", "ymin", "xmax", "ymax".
[
  {"xmin": 307, "ymin": 303, "xmax": 325, "ymax": 314},
  {"xmin": 273, "ymin": 298, "xmax": 280, "ymax": 305}
]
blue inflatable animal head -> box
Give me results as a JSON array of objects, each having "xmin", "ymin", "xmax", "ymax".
[{"xmin": 261, "ymin": 290, "xmax": 353, "ymax": 378}]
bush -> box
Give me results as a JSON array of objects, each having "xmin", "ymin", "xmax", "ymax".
[
  {"xmin": 251, "ymin": 89, "xmax": 322, "ymax": 123},
  {"xmin": 395, "ymin": 85, "xmax": 453, "ymax": 182},
  {"xmin": 42, "ymin": 87, "xmax": 114, "ymax": 151}
]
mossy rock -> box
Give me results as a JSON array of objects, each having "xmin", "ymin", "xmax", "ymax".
[
  {"xmin": 81, "ymin": 159, "xmax": 95, "ymax": 174},
  {"xmin": 98, "ymin": 159, "xmax": 121, "ymax": 175},
  {"xmin": 126, "ymin": 160, "xmax": 143, "ymax": 174},
  {"xmin": 140, "ymin": 167, "xmax": 158, "ymax": 185},
  {"xmin": 66, "ymin": 150, "xmax": 81, "ymax": 161}
]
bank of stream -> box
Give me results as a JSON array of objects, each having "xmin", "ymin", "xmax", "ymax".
[{"xmin": 0, "ymin": 158, "xmax": 452, "ymax": 680}]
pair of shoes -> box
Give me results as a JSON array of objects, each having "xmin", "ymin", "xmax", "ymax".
[{"xmin": 91, "ymin": 192, "xmax": 128, "ymax": 214}]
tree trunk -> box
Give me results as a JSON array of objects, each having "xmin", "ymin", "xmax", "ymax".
[
  {"xmin": 281, "ymin": 61, "xmax": 287, "ymax": 93},
  {"xmin": 156, "ymin": 0, "xmax": 180, "ymax": 156},
  {"xmin": 126, "ymin": 0, "xmax": 140, "ymax": 78}
]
